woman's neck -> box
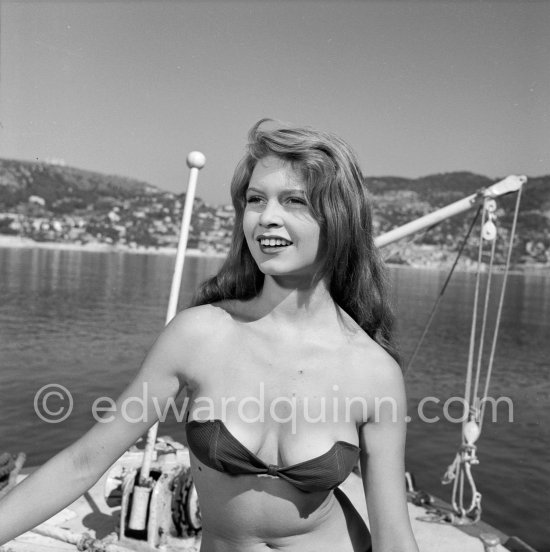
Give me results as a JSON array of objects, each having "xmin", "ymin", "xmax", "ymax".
[{"xmin": 253, "ymin": 274, "xmax": 336, "ymax": 326}]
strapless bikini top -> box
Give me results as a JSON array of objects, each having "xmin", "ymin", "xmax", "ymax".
[{"xmin": 185, "ymin": 418, "xmax": 360, "ymax": 493}]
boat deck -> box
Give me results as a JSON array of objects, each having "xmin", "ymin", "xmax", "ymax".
[{"xmin": 1, "ymin": 459, "xmax": 511, "ymax": 552}]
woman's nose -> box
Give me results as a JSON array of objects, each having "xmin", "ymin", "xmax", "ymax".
[{"xmin": 259, "ymin": 200, "xmax": 283, "ymax": 227}]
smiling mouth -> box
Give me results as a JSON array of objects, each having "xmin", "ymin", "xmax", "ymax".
[{"xmin": 258, "ymin": 237, "xmax": 293, "ymax": 248}]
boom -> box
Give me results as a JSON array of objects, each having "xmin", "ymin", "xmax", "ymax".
[{"xmin": 374, "ymin": 175, "xmax": 526, "ymax": 248}]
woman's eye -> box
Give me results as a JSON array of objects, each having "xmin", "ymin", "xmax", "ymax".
[
  {"xmin": 287, "ymin": 196, "xmax": 306, "ymax": 205},
  {"xmin": 246, "ymin": 196, "xmax": 262, "ymax": 204}
]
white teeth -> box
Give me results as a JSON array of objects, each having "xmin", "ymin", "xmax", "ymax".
[{"xmin": 260, "ymin": 237, "xmax": 291, "ymax": 247}]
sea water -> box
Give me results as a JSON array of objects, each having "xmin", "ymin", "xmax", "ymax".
[{"xmin": 0, "ymin": 247, "xmax": 548, "ymax": 550}]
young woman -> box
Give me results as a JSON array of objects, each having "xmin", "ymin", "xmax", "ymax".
[{"xmin": 0, "ymin": 120, "xmax": 419, "ymax": 552}]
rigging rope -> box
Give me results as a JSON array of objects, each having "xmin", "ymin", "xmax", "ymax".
[
  {"xmin": 404, "ymin": 206, "xmax": 482, "ymax": 374},
  {"xmin": 442, "ymin": 187, "xmax": 524, "ymax": 524},
  {"xmin": 479, "ymin": 185, "xmax": 523, "ymax": 431}
]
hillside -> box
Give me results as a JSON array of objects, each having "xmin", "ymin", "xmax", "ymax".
[
  {"xmin": 0, "ymin": 158, "xmax": 234, "ymax": 252},
  {"xmin": 367, "ymin": 172, "xmax": 550, "ymax": 266},
  {"xmin": 0, "ymin": 158, "xmax": 548, "ymax": 265},
  {"xmin": 0, "ymin": 158, "xmax": 159, "ymax": 208}
]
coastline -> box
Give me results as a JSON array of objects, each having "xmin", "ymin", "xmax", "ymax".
[
  {"xmin": 0, "ymin": 234, "xmax": 226, "ymax": 259},
  {"xmin": 0, "ymin": 234, "xmax": 548, "ymax": 274}
]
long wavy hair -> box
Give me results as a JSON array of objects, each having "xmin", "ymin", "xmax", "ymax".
[{"xmin": 192, "ymin": 119, "xmax": 398, "ymax": 362}]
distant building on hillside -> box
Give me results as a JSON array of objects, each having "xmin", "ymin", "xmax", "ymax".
[
  {"xmin": 28, "ymin": 195, "xmax": 46, "ymax": 206},
  {"xmin": 44, "ymin": 157, "xmax": 67, "ymax": 166}
]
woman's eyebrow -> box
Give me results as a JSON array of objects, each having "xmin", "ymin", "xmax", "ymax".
[{"xmin": 246, "ymin": 186, "xmax": 305, "ymax": 194}]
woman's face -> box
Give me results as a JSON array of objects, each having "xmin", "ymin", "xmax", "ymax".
[{"xmin": 243, "ymin": 155, "xmax": 321, "ymax": 282}]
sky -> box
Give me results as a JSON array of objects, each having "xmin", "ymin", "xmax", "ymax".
[{"xmin": 1, "ymin": 0, "xmax": 548, "ymax": 205}]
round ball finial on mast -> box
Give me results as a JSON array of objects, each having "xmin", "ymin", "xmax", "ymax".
[
  {"xmin": 186, "ymin": 151, "xmax": 206, "ymax": 169},
  {"xmin": 138, "ymin": 148, "xmax": 207, "ymax": 492}
]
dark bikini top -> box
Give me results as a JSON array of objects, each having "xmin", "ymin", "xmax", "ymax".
[{"xmin": 185, "ymin": 418, "xmax": 360, "ymax": 493}]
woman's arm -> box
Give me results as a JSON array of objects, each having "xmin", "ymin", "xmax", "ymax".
[
  {"xmin": 358, "ymin": 354, "xmax": 419, "ymax": 552},
  {"xmin": 0, "ymin": 308, "xmax": 202, "ymax": 545}
]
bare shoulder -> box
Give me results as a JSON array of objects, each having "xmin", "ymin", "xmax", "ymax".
[
  {"xmin": 341, "ymin": 337, "xmax": 407, "ymax": 427},
  {"xmin": 346, "ymin": 333, "xmax": 405, "ymax": 400},
  {"xmin": 336, "ymin": 308, "xmax": 403, "ymax": 388},
  {"xmin": 144, "ymin": 304, "xmax": 235, "ymax": 384},
  {"xmin": 165, "ymin": 303, "xmax": 234, "ymax": 340}
]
